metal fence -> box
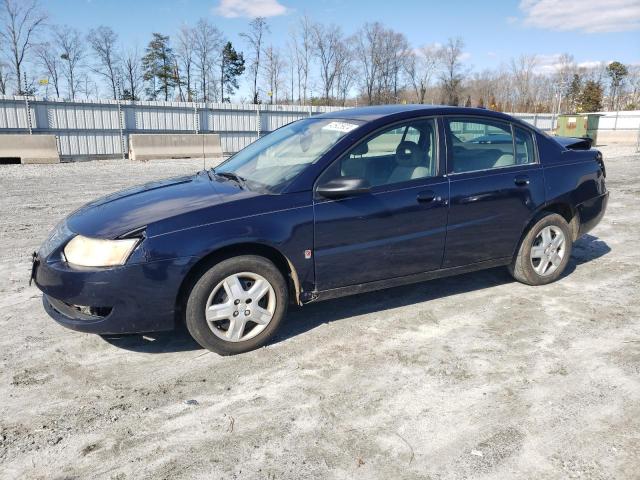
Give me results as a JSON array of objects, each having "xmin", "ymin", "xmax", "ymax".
[
  {"xmin": 0, "ymin": 95, "xmax": 637, "ymax": 160},
  {"xmin": 0, "ymin": 96, "xmax": 344, "ymax": 159}
]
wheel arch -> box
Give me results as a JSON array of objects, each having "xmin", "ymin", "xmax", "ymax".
[
  {"xmin": 174, "ymin": 242, "xmax": 302, "ymax": 326},
  {"xmin": 512, "ymin": 201, "xmax": 580, "ymax": 259}
]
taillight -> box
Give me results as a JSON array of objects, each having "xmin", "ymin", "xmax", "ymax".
[{"xmin": 595, "ymin": 150, "xmax": 606, "ymax": 178}]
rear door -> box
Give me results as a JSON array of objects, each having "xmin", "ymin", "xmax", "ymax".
[
  {"xmin": 313, "ymin": 117, "xmax": 449, "ymax": 290},
  {"xmin": 442, "ymin": 116, "xmax": 546, "ymax": 267}
]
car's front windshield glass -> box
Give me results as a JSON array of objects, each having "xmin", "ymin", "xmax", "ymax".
[{"xmin": 214, "ymin": 118, "xmax": 363, "ymax": 192}]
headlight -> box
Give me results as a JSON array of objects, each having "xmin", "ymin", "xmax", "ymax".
[
  {"xmin": 39, "ymin": 221, "xmax": 74, "ymax": 258},
  {"xmin": 63, "ymin": 235, "xmax": 139, "ymax": 267}
]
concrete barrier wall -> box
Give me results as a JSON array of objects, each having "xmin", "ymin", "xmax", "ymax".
[
  {"xmin": 595, "ymin": 130, "xmax": 638, "ymax": 146},
  {"xmin": 0, "ymin": 134, "xmax": 59, "ymax": 164},
  {"xmin": 129, "ymin": 133, "xmax": 222, "ymax": 161}
]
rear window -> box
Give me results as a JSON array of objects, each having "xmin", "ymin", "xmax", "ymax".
[{"xmin": 514, "ymin": 126, "xmax": 536, "ymax": 164}]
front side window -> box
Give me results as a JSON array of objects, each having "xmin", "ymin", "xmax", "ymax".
[
  {"xmin": 320, "ymin": 118, "xmax": 437, "ymax": 188},
  {"xmin": 215, "ymin": 118, "xmax": 363, "ymax": 192},
  {"xmin": 446, "ymin": 118, "xmax": 535, "ymax": 173}
]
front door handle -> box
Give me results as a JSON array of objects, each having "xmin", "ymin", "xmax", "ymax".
[
  {"xmin": 514, "ymin": 175, "xmax": 530, "ymax": 186},
  {"xmin": 417, "ymin": 190, "xmax": 441, "ymax": 203}
]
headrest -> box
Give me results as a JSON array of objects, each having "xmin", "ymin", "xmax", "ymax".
[
  {"xmin": 395, "ymin": 141, "xmax": 421, "ymax": 166},
  {"xmin": 351, "ymin": 142, "xmax": 368, "ymax": 156}
]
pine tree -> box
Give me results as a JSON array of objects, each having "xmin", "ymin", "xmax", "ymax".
[
  {"xmin": 606, "ymin": 61, "xmax": 628, "ymax": 110},
  {"xmin": 578, "ymin": 80, "xmax": 603, "ymax": 112},
  {"xmin": 220, "ymin": 42, "xmax": 245, "ymax": 103},
  {"xmin": 567, "ymin": 74, "xmax": 582, "ymax": 112},
  {"xmin": 142, "ymin": 33, "xmax": 177, "ymax": 101}
]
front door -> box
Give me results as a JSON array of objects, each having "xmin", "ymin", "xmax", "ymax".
[
  {"xmin": 313, "ymin": 118, "xmax": 449, "ymax": 291},
  {"xmin": 442, "ymin": 116, "xmax": 546, "ymax": 267}
]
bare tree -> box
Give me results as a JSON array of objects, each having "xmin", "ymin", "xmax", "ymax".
[
  {"xmin": 439, "ymin": 37, "xmax": 466, "ymax": 106},
  {"xmin": 354, "ymin": 23, "xmax": 411, "ymax": 105},
  {"xmin": 552, "ymin": 53, "xmax": 576, "ymax": 113},
  {"xmin": 627, "ymin": 65, "xmax": 640, "ymax": 109},
  {"xmin": 79, "ymin": 72, "xmax": 98, "ymax": 99},
  {"xmin": 34, "ymin": 38, "xmax": 61, "ymax": 96},
  {"xmin": 0, "ymin": 0, "xmax": 47, "ymax": 94},
  {"xmin": 192, "ymin": 18, "xmax": 223, "ymax": 101},
  {"xmin": 240, "ymin": 17, "xmax": 268, "ymax": 104},
  {"xmin": 467, "ymin": 69, "xmax": 502, "ymax": 109},
  {"xmin": 311, "ymin": 23, "xmax": 351, "ymax": 103},
  {"xmin": 54, "ymin": 26, "xmax": 84, "ymax": 100},
  {"xmin": 176, "ymin": 24, "xmax": 195, "ymax": 101},
  {"xmin": 510, "ymin": 54, "xmax": 538, "ymax": 112},
  {"xmin": 289, "ymin": 15, "xmax": 312, "ymax": 104},
  {"xmin": 262, "ymin": 45, "xmax": 285, "ymax": 104},
  {"xmin": 0, "ymin": 61, "xmax": 8, "ymax": 93},
  {"xmin": 122, "ymin": 47, "xmax": 142, "ymax": 100},
  {"xmin": 376, "ymin": 29, "xmax": 410, "ymax": 103},
  {"xmin": 406, "ymin": 44, "xmax": 440, "ymax": 104},
  {"xmin": 354, "ymin": 22, "xmax": 383, "ymax": 105},
  {"xmin": 311, "ymin": 22, "xmax": 345, "ymax": 104},
  {"xmin": 334, "ymin": 39, "xmax": 355, "ymax": 106},
  {"xmin": 87, "ymin": 26, "xmax": 120, "ymax": 99}
]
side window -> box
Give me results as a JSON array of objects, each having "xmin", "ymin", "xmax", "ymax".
[
  {"xmin": 514, "ymin": 127, "xmax": 536, "ymax": 165},
  {"xmin": 320, "ymin": 118, "xmax": 437, "ymax": 188},
  {"xmin": 447, "ymin": 118, "xmax": 515, "ymax": 173}
]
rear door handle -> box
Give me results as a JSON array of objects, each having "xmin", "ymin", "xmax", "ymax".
[
  {"xmin": 514, "ymin": 175, "xmax": 530, "ymax": 186},
  {"xmin": 417, "ymin": 190, "xmax": 440, "ymax": 203}
]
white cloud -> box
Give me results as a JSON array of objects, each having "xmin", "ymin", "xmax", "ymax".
[
  {"xmin": 531, "ymin": 54, "xmax": 606, "ymax": 74},
  {"xmin": 577, "ymin": 60, "xmax": 605, "ymax": 69},
  {"xmin": 532, "ymin": 53, "xmax": 565, "ymax": 74},
  {"xmin": 214, "ymin": 0, "xmax": 288, "ymax": 18},
  {"xmin": 518, "ymin": 0, "xmax": 640, "ymax": 33}
]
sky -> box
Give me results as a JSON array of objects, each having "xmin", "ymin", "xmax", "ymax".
[{"xmin": 40, "ymin": 0, "xmax": 640, "ymax": 98}]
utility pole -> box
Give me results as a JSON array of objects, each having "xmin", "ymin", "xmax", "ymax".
[
  {"xmin": 116, "ymin": 81, "xmax": 126, "ymax": 160},
  {"xmin": 24, "ymin": 73, "xmax": 33, "ymax": 135}
]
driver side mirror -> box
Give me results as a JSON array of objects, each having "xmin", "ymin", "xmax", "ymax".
[{"xmin": 316, "ymin": 176, "xmax": 371, "ymax": 199}]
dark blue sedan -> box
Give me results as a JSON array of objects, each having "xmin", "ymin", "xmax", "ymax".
[{"xmin": 33, "ymin": 106, "xmax": 608, "ymax": 355}]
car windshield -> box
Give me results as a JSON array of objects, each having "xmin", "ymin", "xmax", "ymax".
[{"xmin": 213, "ymin": 117, "xmax": 363, "ymax": 192}]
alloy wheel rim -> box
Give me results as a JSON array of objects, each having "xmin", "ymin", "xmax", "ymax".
[
  {"xmin": 530, "ymin": 226, "xmax": 566, "ymax": 277},
  {"xmin": 204, "ymin": 272, "xmax": 276, "ymax": 342}
]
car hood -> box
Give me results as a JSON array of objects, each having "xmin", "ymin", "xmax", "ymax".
[{"xmin": 66, "ymin": 171, "xmax": 259, "ymax": 238}]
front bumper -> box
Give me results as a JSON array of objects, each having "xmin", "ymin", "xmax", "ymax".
[
  {"xmin": 578, "ymin": 191, "xmax": 609, "ymax": 237},
  {"xmin": 34, "ymin": 255, "xmax": 197, "ymax": 334}
]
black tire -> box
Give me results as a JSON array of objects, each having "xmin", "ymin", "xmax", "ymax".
[
  {"xmin": 185, "ymin": 255, "xmax": 288, "ymax": 355},
  {"xmin": 509, "ymin": 213, "xmax": 573, "ymax": 286}
]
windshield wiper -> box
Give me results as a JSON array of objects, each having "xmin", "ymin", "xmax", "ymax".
[{"xmin": 211, "ymin": 170, "xmax": 247, "ymax": 189}]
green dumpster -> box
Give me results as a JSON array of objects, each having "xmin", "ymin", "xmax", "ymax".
[{"xmin": 556, "ymin": 114, "xmax": 601, "ymax": 146}]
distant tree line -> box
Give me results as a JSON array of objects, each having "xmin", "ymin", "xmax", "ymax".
[{"xmin": 1, "ymin": 0, "xmax": 638, "ymax": 113}]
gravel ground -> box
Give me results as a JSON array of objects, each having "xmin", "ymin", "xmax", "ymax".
[{"xmin": 0, "ymin": 146, "xmax": 638, "ymax": 479}]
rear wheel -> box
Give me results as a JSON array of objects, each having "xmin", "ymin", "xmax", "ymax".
[
  {"xmin": 185, "ymin": 255, "xmax": 288, "ymax": 355},
  {"xmin": 509, "ymin": 213, "xmax": 573, "ymax": 285}
]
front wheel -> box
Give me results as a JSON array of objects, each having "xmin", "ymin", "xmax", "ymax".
[
  {"xmin": 509, "ymin": 213, "xmax": 573, "ymax": 285},
  {"xmin": 185, "ymin": 255, "xmax": 288, "ymax": 355}
]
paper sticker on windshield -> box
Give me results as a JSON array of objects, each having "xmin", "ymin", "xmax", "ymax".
[{"xmin": 322, "ymin": 121, "xmax": 359, "ymax": 133}]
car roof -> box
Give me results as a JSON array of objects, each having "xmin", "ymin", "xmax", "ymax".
[{"xmin": 315, "ymin": 104, "xmax": 525, "ymax": 125}]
